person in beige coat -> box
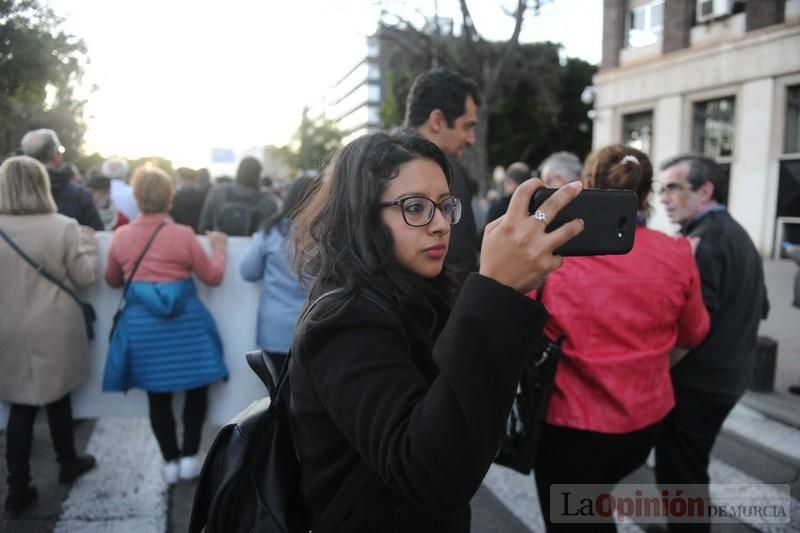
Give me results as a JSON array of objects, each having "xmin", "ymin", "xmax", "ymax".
[{"xmin": 0, "ymin": 155, "xmax": 99, "ymax": 513}]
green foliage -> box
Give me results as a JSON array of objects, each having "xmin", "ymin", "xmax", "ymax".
[
  {"xmin": 488, "ymin": 47, "xmax": 596, "ymax": 170},
  {"xmin": 295, "ymin": 114, "xmax": 342, "ymax": 176},
  {"xmin": 0, "ymin": 0, "xmax": 88, "ymax": 159}
]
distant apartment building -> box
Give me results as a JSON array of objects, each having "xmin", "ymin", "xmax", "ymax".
[
  {"xmin": 309, "ymin": 36, "xmax": 382, "ymax": 144},
  {"xmin": 594, "ymin": 0, "xmax": 800, "ymax": 255}
]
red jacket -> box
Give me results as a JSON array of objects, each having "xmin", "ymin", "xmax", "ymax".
[{"xmin": 530, "ymin": 227, "xmax": 709, "ymax": 433}]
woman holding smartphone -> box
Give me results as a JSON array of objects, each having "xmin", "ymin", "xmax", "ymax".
[
  {"xmin": 532, "ymin": 145, "xmax": 711, "ymax": 532},
  {"xmin": 288, "ymin": 131, "xmax": 583, "ymax": 531}
]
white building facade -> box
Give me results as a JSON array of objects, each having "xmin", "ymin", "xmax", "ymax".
[{"xmin": 594, "ymin": 0, "xmax": 800, "ymax": 256}]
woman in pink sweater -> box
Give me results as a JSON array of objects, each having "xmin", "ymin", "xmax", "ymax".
[{"xmin": 103, "ymin": 165, "xmax": 228, "ymax": 485}]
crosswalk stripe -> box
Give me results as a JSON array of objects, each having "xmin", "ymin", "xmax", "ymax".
[
  {"xmin": 483, "ymin": 456, "xmax": 798, "ymax": 532},
  {"xmin": 723, "ymin": 404, "xmax": 800, "ymax": 466},
  {"xmin": 709, "ymin": 458, "xmax": 799, "ymax": 532},
  {"xmin": 54, "ymin": 417, "xmax": 167, "ymax": 533}
]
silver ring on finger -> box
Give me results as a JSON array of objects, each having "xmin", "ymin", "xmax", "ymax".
[{"xmin": 533, "ymin": 210, "xmax": 549, "ymax": 224}]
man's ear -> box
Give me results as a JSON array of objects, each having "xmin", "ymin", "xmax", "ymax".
[
  {"xmin": 427, "ymin": 109, "xmax": 446, "ymax": 134},
  {"xmin": 698, "ymin": 180, "xmax": 715, "ymax": 202}
]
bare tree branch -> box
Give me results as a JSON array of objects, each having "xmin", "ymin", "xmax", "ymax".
[{"xmin": 484, "ymin": 0, "xmax": 527, "ymax": 103}]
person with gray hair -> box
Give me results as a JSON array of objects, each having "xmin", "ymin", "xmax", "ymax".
[
  {"xmin": 655, "ymin": 153, "xmax": 769, "ymax": 532},
  {"xmin": 20, "ymin": 129, "xmax": 103, "ymax": 230},
  {"xmin": 101, "ymin": 157, "xmax": 139, "ymax": 221},
  {"xmin": 540, "ymin": 151, "xmax": 583, "ymax": 189}
]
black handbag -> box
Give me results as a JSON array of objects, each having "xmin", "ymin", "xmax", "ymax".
[
  {"xmin": 0, "ymin": 227, "xmax": 97, "ymax": 340},
  {"xmin": 108, "ymin": 222, "xmax": 166, "ymax": 341},
  {"xmin": 494, "ymin": 281, "xmax": 565, "ymax": 474}
]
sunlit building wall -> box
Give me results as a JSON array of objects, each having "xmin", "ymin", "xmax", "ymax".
[
  {"xmin": 593, "ymin": 0, "xmax": 800, "ymax": 256},
  {"xmin": 310, "ymin": 36, "xmax": 382, "ymax": 144}
]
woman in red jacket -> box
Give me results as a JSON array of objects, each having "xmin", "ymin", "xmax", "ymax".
[{"xmin": 533, "ymin": 145, "xmax": 710, "ymax": 532}]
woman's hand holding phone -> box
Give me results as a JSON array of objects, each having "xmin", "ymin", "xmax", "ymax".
[{"xmin": 479, "ymin": 179, "xmax": 584, "ymax": 294}]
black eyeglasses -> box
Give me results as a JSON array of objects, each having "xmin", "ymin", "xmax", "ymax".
[
  {"xmin": 655, "ymin": 182, "xmax": 691, "ymax": 195},
  {"xmin": 379, "ymin": 196, "xmax": 462, "ymax": 227}
]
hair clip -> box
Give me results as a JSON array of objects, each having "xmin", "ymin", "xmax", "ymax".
[{"xmin": 621, "ymin": 155, "xmax": 639, "ymax": 165}]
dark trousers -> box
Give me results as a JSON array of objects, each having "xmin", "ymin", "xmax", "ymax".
[
  {"xmin": 5, "ymin": 394, "xmax": 76, "ymax": 489},
  {"xmin": 534, "ymin": 422, "xmax": 658, "ymax": 532},
  {"xmin": 146, "ymin": 386, "xmax": 208, "ymax": 462},
  {"xmin": 655, "ymin": 385, "xmax": 737, "ymax": 533}
]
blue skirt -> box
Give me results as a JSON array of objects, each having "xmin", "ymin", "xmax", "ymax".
[{"xmin": 103, "ymin": 278, "xmax": 228, "ymax": 393}]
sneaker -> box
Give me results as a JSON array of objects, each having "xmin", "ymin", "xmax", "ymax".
[
  {"xmin": 4, "ymin": 485, "xmax": 37, "ymax": 513},
  {"xmin": 179, "ymin": 454, "xmax": 202, "ymax": 481},
  {"xmin": 58, "ymin": 454, "xmax": 96, "ymax": 484},
  {"xmin": 163, "ymin": 460, "xmax": 179, "ymax": 485}
]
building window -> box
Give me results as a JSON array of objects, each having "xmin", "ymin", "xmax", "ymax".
[
  {"xmin": 786, "ymin": 85, "xmax": 800, "ymax": 154},
  {"xmin": 622, "ymin": 111, "xmax": 653, "ymax": 155},
  {"xmin": 625, "ymin": 0, "xmax": 664, "ymax": 48},
  {"xmin": 693, "ymin": 97, "xmax": 735, "ymax": 158}
]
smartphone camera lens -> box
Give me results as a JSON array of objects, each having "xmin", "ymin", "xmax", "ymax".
[{"xmin": 617, "ymin": 216, "xmax": 627, "ymax": 239}]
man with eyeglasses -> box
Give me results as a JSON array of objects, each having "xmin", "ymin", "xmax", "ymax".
[
  {"xmin": 404, "ymin": 68, "xmax": 480, "ymax": 284},
  {"xmin": 654, "ymin": 154, "xmax": 769, "ymax": 532},
  {"xmin": 20, "ymin": 129, "xmax": 103, "ymax": 230}
]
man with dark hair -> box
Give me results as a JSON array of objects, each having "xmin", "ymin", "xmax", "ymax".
[
  {"xmin": 655, "ymin": 154, "xmax": 769, "ymax": 532},
  {"xmin": 405, "ymin": 67, "xmax": 481, "ymax": 280},
  {"xmin": 170, "ymin": 167, "xmax": 207, "ymax": 233},
  {"xmin": 198, "ymin": 157, "xmax": 278, "ymax": 236},
  {"xmin": 485, "ymin": 162, "xmax": 531, "ymax": 226},
  {"xmin": 20, "ymin": 129, "xmax": 103, "ymax": 230}
]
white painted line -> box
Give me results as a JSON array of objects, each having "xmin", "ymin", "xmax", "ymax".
[
  {"xmin": 709, "ymin": 459, "xmax": 799, "ymax": 533},
  {"xmin": 482, "ymin": 465, "xmax": 543, "ymax": 532},
  {"xmin": 54, "ymin": 417, "xmax": 167, "ymax": 533},
  {"xmin": 723, "ymin": 404, "xmax": 800, "ymax": 466}
]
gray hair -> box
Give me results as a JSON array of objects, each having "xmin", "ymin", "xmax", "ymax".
[
  {"xmin": 20, "ymin": 129, "xmax": 62, "ymax": 164},
  {"xmin": 540, "ymin": 151, "xmax": 582, "ymax": 183},
  {"xmin": 102, "ymin": 157, "xmax": 130, "ymax": 181}
]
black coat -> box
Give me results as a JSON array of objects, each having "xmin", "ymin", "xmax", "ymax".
[
  {"xmin": 445, "ymin": 157, "xmax": 479, "ymax": 283},
  {"xmin": 672, "ymin": 209, "xmax": 770, "ymax": 399},
  {"xmin": 48, "ymin": 167, "xmax": 103, "ymax": 230},
  {"xmin": 290, "ymin": 274, "xmax": 547, "ymax": 532}
]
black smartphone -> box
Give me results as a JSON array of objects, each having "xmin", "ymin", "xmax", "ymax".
[{"xmin": 530, "ymin": 188, "xmax": 638, "ymax": 256}]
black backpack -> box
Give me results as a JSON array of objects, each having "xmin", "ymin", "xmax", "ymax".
[
  {"xmin": 189, "ymin": 290, "xmax": 373, "ymax": 533},
  {"xmin": 216, "ymin": 189, "xmax": 260, "ymax": 236}
]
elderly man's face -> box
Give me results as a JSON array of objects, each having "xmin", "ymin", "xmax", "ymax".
[{"xmin": 658, "ymin": 163, "xmax": 704, "ymax": 226}]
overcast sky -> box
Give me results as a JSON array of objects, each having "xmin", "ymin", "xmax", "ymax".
[{"xmin": 47, "ymin": 0, "xmax": 602, "ymax": 167}]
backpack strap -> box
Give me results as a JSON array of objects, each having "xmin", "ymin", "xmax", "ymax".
[{"xmin": 114, "ymin": 221, "xmax": 167, "ymax": 313}]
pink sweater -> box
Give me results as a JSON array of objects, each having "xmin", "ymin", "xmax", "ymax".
[{"xmin": 105, "ymin": 214, "xmax": 225, "ymax": 287}]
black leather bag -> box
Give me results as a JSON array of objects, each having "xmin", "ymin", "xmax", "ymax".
[
  {"xmin": 189, "ymin": 289, "xmax": 373, "ymax": 533},
  {"xmin": 494, "ymin": 282, "xmax": 564, "ymax": 474}
]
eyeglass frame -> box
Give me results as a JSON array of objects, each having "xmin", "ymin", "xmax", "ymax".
[
  {"xmin": 378, "ymin": 195, "xmax": 462, "ymax": 227},
  {"xmin": 654, "ymin": 181, "xmax": 698, "ymax": 195}
]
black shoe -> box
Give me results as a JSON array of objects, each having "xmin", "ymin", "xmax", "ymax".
[
  {"xmin": 789, "ymin": 385, "xmax": 800, "ymax": 395},
  {"xmin": 58, "ymin": 454, "xmax": 96, "ymax": 484},
  {"xmin": 4, "ymin": 485, "xmax": 37, "ymax": 513}
]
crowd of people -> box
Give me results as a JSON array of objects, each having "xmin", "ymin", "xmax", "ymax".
[{"xmin": 0, "ymin": 65, "xmax": 788, "ymax": 533}]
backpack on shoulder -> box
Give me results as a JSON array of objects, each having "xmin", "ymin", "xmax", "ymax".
[
  {"xmin": 188, "ymin": 289, "xmax": 372, "ymax": 533},
  {"xmin": 216, "ymin": 189, "xmax": 260, "ymax": 236}
]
